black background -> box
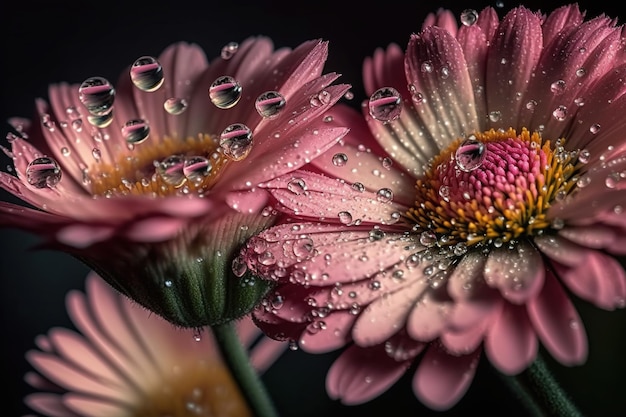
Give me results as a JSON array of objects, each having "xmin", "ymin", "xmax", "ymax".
[{"xmin": 1, "ymin": 1, "xmax": 626, "ymax": 416}]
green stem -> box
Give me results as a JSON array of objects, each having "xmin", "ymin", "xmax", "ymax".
[
  {"xmin": 499, "ymin": 353, "xmax": 584, "ymax": 417},
  {"xmin": 212, "ymin": 321, "xmax": 279, "ymax": 417}
]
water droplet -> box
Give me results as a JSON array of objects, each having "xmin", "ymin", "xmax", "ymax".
[
  {"xmin": 338, "ymin": 211, "xmax": 353, "ymax": 224},
  {"xmin": 183, "ymin": 156, "xmax": 212, "ymax": 183},
  {"xmin": 488, "ymin": 111, "xmax": 501, "ymax": 122},
  {"xmin": 578, "ymin": 149, "xmax": 590, "ymax": 164},
  {"xmin": 332, "ymin": 153, "xmax": 348, "ymax": 167},
  {"xmin": 130, "ymin": 56, "xmax": 164, "ymax": 92},
  {"xmin": 163, "ymin": 98, "xmax": 188, "ymax": 115},
  {"xmin": 293, "ymin": 237, "xmax": 315, "ymax": 258},
  {"xmin": 87, "ymin": 112, "xmax": 114, "ymax": 128},
  {"xmin": 438, "ymin": 185, "xmax": 450, "ymax": 202},
  {"xmin": 419, "ymin": 230, "xmax": 437, "ymax": 247},
  {"xmin": 122, "ymin": 119, "xmax": 150, "ymax": 145},
  {"xmin": 61, "ymin": 147, "xmax": 71, "ymax": 157},
  {"xmin": 71, "ymin": 119, "xmax": 83, "ymax": 132},
  {"xmin": 369, "ymin": 228, "xmax": 385, "ymax": 241},
  {"xmin": 221, "ymin": 41, "xmax": 239, "ymax": 60},
  {"xmin": 156, "ymin": 154, "xmax": 186, "ymax": 186},
  {"xmin": 552, "ymin": 105, "xmax": 567, "ymax": 121},
  {"xmin": 460, "ymin": 9, "xmax": 478, "ymax": 26},
  {"xmin": 368, "ymin": 87, "xmax": 402, "ymax": 122},
  {"xmin": 421, "ymin": 61, "xmax": 433, "ymax": 73},
  {"xmin": 232, "ymin": 255, "xmax": 248, "ymax": 277},
  {"xmin": 575, "ymin": 68, "xmax": 586, "ymax": 77},
  {"xmin": 455, "ymin": 137, "xmax": 486, "ymax": 172},
  {"xmin": 550, "ymin": 80, "xmax": 566, "ymax": 94},
  {"xmin": 287, "ymin": 178, "xmax": 307, "ymax": 194},
  {"xmin": 351, "ymin": 182, "xmax": 365, "ymax": 192},
  {"xmin": 376, "ymin": 188, "xmax": 393, "ymax": 203},
  {"xmin": 526, "ymin": 100, "xmax": 537, "ymax": 111},
  {"xmin": 589, "ymin": 123, "xmax": 601, "ymax": 134},
  {"xmin": 192, "ymin": 328, "xmax": 202, "ymax": 342},
  {"xmin": 92, "ymin": 148, "xmax": 101, "ymax": 161},
  {"xmin": 26, "ymin": 156, "xmax": 62, "ymax": 188},
  {"xmin": 255, "ymin": 91, "xmax": 286, "ymax": 118},
  {"xmin": 209, "ymin": 75, "xmax": 242, "ymax": 109},
  {"xmin": 382, "ymin": 157, "xmax": 393, "ymax": 170},
  {"xmin": 78, "ymin": 77, "xmax": 115, "ymax": 116},
  {"xmin": 219, "ymin": 123, "xmax": 253, "ymax": 161},
  {"xmin": 574, "ymin": 97, "xmax": 585, "ymax": 107},
  {"xmin": 605, "ymin": 173, "xmax": 619, "ymax": 189},
  {"xmin": 164, "ymin": 279, "xmax": 173, "ymax": 287}
]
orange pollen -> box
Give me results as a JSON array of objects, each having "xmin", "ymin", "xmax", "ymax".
[
  {"xmin": 406, "ymin": 128, "xmax": 584, "ymax": 247},
  {"xmin": 87, "ymin": 133, "xmax": 229, "ymax": 197}
]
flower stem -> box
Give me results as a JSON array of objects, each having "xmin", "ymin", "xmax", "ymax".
[
  {"xmin": 499, "ymin": 353, "xmax": 584, "ymax": 417},
  {"xmin": 212, "ymin": 321, "xmax": 279, "ymax": 417}
]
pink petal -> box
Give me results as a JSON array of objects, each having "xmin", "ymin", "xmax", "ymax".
[
  {"xmin": 441, "ymin": 324, "xmax": 487, "ymax": 356},
  {"xmin": 483, "ymin": 240, "xmax": 545, "ymax": 304},
  {"xmin": 248, "ymin": 336, "xmax": 287, "ymax": 375},
  {"xmin": 541, "ymin": 4, "xmax": 584, "ymax": 45},
  {"xmin": 122, "ymin": 216, "xmax": 185, "ymax": 241},
  {"xmin": 485, "ymin": 303, "xmax": 537, "ymax": 375},
  {"xmin": 413, "ymin": 344, "xmax": 480, "ymax": 411},
  {"xmin": 64, "ymin": 394, "xmax": 129, "ymax": 417},
  {"xmin": 299, "ymin": 311, "xmax": 355, "ymax": 353},
  {"xmin": 24, "ymin": 393, "xmax": 76, "ymax": 417},
  {"xmin": 486, "ymin": 6, "xmax": 543, "ymax": 130},
  {"xmin": 353, "ymin": 277, "xmax": 428, "ymax": 346},
  {"xmin": 558, "ymin": 224, "xmax": 617, "ymax": 249},
  {"xmin": 406, "ymin": 286, "xmax": 453, "ymax": 342},
  {"xmin": 527, "ymin": 270, "xmax": 588, "ymax": 365},
  {"xmin": 555, "ymin": 250, "xmax": 626, "ymax": 310},
  {"xmin": 225, "ymin": 188, "xmax": 270, "ymax": 214},
  {"xmin": 326, "ymin": 344, "xmax": 409, "ymax": 405},
  {"xmin": 56, "ymin": 224, "xmax": 115, "ymax": 248},
  {"xmin": 533, "ymin": 234, "xmax": 588, "ymax": 267}
]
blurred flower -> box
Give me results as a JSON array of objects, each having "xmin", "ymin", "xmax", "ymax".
[
  {"xmin": 24, "ymin": 272, "xmax": 286, "ymax": 417},
  {"xmin": 0, "ymin": 38, "xmax": 350, "ymax": 327},
  {"xmin": 239, "ymin": 4, "xmax": 626, "ymax": 410}
]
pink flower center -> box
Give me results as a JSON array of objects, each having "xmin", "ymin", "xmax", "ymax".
[{"xmin": 407, "ymin": 128, "xmax": 583, "ymax": 247}]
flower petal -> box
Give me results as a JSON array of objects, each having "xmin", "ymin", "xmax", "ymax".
[
  {"xmin": 299, "ymin": 311, "xmax": 355, "ymax": 353},
  {"xmin": 527, "ymin": 270, "xmax": 588, "ymax": 365},
  {"xmin": 413, "ymin": 344, "xmax": 480, "ymax": 411},
  {"xmin": 485, "ymin": 303, "xmax": 537, "ymax": 374},
  {"xmin": 326, "ymin": 344, "xmax": 409, "ymax": 405}
]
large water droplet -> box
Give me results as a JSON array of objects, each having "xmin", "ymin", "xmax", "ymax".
[
  {"xmin": 455, "ymin": 137, "xmax": 486, "ymax": 172},
  {"xmin": 122, "ymin": 119, "xmax": 150, "ymax": 145},
  {"xmin": 368, "ymin": 87, "xmax": 402, "ymax": 122},
  {"xmin": 78, "ymin": 77, "xmax": 115, "ymax": 116},
  {"xmin": 183, "ymin": 156, "xmax": 212, "ymax": 184},
  {"xmin": 460, "ymin": 9, "xmax": 478, "ymax": 26},
  {"xmin": 550, "ymin": 80, "xmax": 566, "ymax": 94},
  {"xmin": 221, "ymin": 42, "xmax": 239, "ymax": 60},
  {"xmin": 209, "ymin": 75, "xmax": 242, "ymax": 109},
  {"xmin": 87, "ymin": 112, "xmax": 114, "ymax": 128},
  {"xmin": 26, "ymin": 156, "xmax": 62, "ymax": 188},
  {"xmin": 156, "ymin": 154, "xmax": 186, "ymax": 186},
  {"xmin": 255, "ymin": 91, "xmax": 286, "ymax": 118},
  {"xmin": 163, "ymin": 98, "xmax": 188, "ymax": 115},
  {"xmin": 332, "ymin": 153, "xmax": 348, "ymax": 167},
  {"xmin": 338, "ymin": 211, "xmax": 353, "ymax": 224},
  {"xmin": 220, "ymin": 123, "xmax": 253, "ymax": 161},
  {"xmin": 552, "ymin": 105, "xmax": 567, "ymax": 121},
  {"xmin": 130, "ymin": 56, "xmax": 164, "ymax": 92},
  {"xmin": 376, "ymin": 188, "xmax": 393, "ymax": 203}
]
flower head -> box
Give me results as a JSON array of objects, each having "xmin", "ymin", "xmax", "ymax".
[
  {"xmin": 24, "ymin": 272, "xmax": 286, "ymax": 417},
  {"xmin": 240, "ymin": 5, "xmax": 626, "ymax": 410},
  {"xmin": 0, "ymin": 38, "xmax": 350, "ymax": 327}
]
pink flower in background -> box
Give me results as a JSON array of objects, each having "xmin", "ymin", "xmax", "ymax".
[
  {"xmin": 0, "ymin": 37, "xmax": 350, "ymax": 327},
  {"xmin": 24, "ymin": 272, "xmax": 286, "ymax": 417},
  {"xmin": 239, "ymin": 4, "xmax": 626, "ymax": 410}
]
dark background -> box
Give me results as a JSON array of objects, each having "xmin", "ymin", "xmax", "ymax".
[{"xmin": 1, "ymin": 1, "xmax": 625, "ymax": 416}]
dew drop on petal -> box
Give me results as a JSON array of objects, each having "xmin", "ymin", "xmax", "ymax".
[
  {"xmin": 130, "ymin": 56, "xmax": 164, "ymax": 92},
  {"xmin": 221, "ymin": 41, "xmax": 239, "ymax": 60},
  {"xmin": 26, "ymin": 156, "xmax": 62, "ymax": 188},
  {"xmin": 578, "ymin": 149, "xmax": 590, "ymax": 164},
  {"xmin": 550, "ymin": 80, "xmax": 566, "ymax": 94},
  {"xmin": 255, "ymin": 91, "xmax": 286, "ymax": 118},
  {"xmin": 368, "ymin": 87, "xmax": 402, "ymax": 122},
  {"xmin": 419, "ymin": 230, "xmax": 437, "ymax": 247},
  {"xmin": 287, "ymin": 178, "xmax": 307, "ymax": 195},
  {"xmin": 219, "ymin": 123, "xmax": 253, "ymax": 161},
  {"xmin": 183, "ymin": 156, "xmax": 212, "ymax": 183},
  {"xmin": 78, "ymin": 77, "xmax": 115, "ymax": 116},
  {"xmin": 293, "ymin": 237, "xmax": 315, "ymax": 258},
  {"xmin": 376, "ymin": 188, "xmax": 393, "ymax": 203},
  {"xmin": 332, "ymin": 153, "xmax": 348, "ymax": 167},
  {"xmin": 605, "ymin": 173, "xmax": 619, "ymax": 189},
  {"xmin": 589, "ymin": 123, "xmax": 601, "ymax": 134},
  {"xmin": 338, "ymin": 211, "xmax": 353, "ymax": 224},
  {"xmin": 156, "ymin": 154, "xmax": 186, "ymax": 186},
  {"xmin": 122, "ymin": 119, "xmax": 150, "ymax": 145},
  {"xmin": 552, "ymin": 105, "xmax": 567, "ymax": 121},
  {"xmin": 460, "ymin": 9, "xmax": 478, "ymax": 26},
  {"xmin": 488, "ymin": 111, "xmax": 501, "ymax": 122},
  {"xmin": 351, "ymin": 182, "xmax": 365, "ymax": 192},
  {"xmin": 163, "ymin": 98, "xmax": 188, "ymax": 115},
  {"xmin": 87, "ymin": 112, "xmax": 114, "ymax": 128},
  {"xmin": 421, "ymin": 61, "xmax": 433, "ymax": 73},
  {"xmin": 438, "ymin": 185, "xmax": 450, "ymax": 202},
  {"xmin": 526, "ymin": 100, "xmax": 537, "ymax": 111},
  {"xmin": 209, "ymin": 75, "xmax": 242, "ymax": 109},
  {"xmin": 455, "ymin": 138, "xmax": 486, "ymax": 172}
]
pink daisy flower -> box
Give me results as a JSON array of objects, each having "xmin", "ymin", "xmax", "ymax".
[
  {"xmin": 0, "ymin": 37, "xmax": 350, "ymax": 327},
  {"xmin": 239, "ymin": 4, "xmax": 626, "ymax": 410},
  {"xmin": 23, "ymin": 272, "xmax": 285, "ymax": 417}
]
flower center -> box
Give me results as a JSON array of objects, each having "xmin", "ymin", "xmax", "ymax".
[
  {"xmin": 407, "ymin": 128, "xmax": 585, "ymax": 248},
  {"xmin": 133, "ymin": 356, "xmax": 251, "ymax": 417},
  {"xmin": 87, "ymin": 133, "xmax": 230, "ymax": 197}
]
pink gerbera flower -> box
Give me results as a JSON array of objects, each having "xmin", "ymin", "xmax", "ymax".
[
  {"xmin": 239, "ymin": 4, "xmax": 626, "ymax": 410},
  {"xmin": 24, "ymin": 272, "xmax": 286, "ymax": 417},
  {"xmin": 0, "ymin": 37, "xmax": 350, "ymax": 327}
]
